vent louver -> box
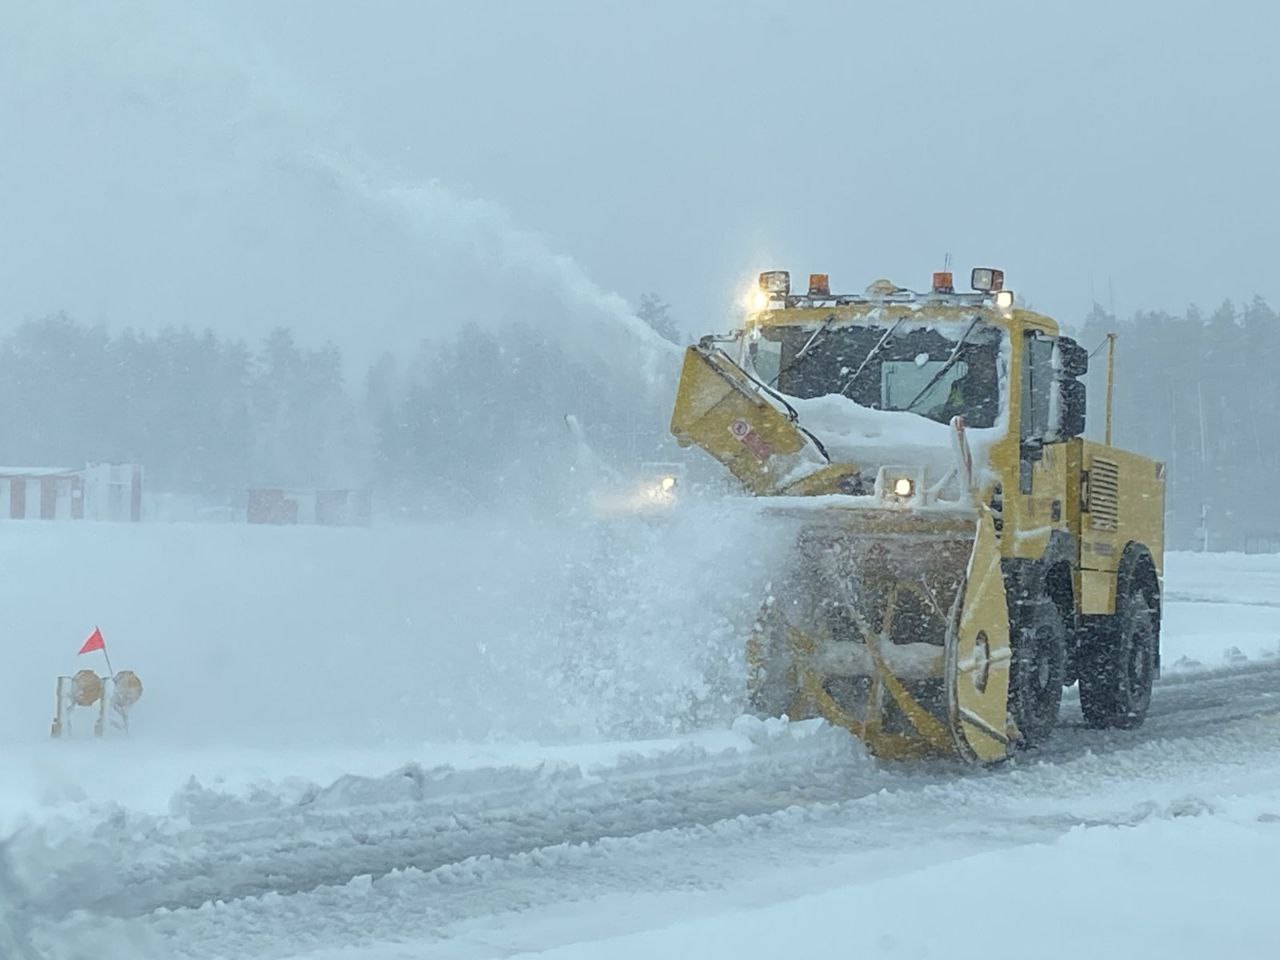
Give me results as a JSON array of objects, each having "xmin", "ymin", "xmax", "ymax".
[{"xmin": 1089, "ymin": 458, "xmax": 1120, "ymax": 531}]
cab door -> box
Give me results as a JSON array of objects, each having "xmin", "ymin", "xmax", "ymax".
[{"xmin": 1016, "ymin": 331, "xmax": 1085, "ymax": 545}]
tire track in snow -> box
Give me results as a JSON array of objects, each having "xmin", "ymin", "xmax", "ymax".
[
  {"xmin": 147, "ymin": 708, "xmax": 1280, "ymax": 959},
  {"xmin": 13, "ymin": 661, "xmax": 1280, "ymax": 959},
  {"xmin": 1164, "ymin": 592, "xmax": 1280, "ymax": 609},
  {"xmin": 9, "ymin": 721, "xmax": 878, "ymax": 920}
]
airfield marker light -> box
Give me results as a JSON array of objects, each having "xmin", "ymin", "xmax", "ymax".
[
  {"xmin": 970, "ymin": 267, "xmax": 1005, "ymax": 293},
  {"xmin": 759, "ymin": 270, "xmax": 791, "ymax": 295},
  {"xmin": 932, "ymin": 271, "xmax": 955, "ymax": 294},
  {"xmin": 808, "ymin": 273, "xmax": 830, "ymax": 296}
]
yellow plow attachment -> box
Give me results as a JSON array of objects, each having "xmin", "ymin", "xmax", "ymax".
[
  {"xmin": 749, "ymin": 506, "xmax": 1013, "ymax": 762},
  {"xmin": 670, "ymin": 341, "xmax": 1014, "ymax": 761},
  {"xmin": 669, "ymin": 343, "xmax": 857, "ymax": 496}
]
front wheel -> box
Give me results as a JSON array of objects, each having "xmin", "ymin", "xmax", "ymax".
[
  {"xmin": 1007, "ymin": 595, "xmax": 1067, "ymax": 747},
  {"xmin": 1079, "ymin": 587, "xmax": 1157, "ymax": 729}
]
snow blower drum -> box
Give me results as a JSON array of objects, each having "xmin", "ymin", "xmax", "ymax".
[{"xmin": 747, "ymin": 506, "xmax": 1012, "ymax": 762}]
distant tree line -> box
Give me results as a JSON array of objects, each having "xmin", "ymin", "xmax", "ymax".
[
  {"xmin": 1077, "ymin": 296, "xmax": 1280, "ymax": 550},
  {"xmin": 366, "ymin": 320, "xmax": 671, "ymax": 511},
  {"xmin": 2, "ymin": 295, "xmax": 1273, "ymax": 545},
  {"xmin": 0, "ymin": 308, "xmax": 676, "ymax": 511},
  {"xmin": 0, "ymin": 316, "xmax": 353, "ymax": 495}
]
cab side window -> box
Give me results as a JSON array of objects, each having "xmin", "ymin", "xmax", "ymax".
[{"xmin": 1021, "ymin": 333, "xmax": 1055, "ymax": 442}]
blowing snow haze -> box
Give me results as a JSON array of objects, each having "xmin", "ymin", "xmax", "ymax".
[
  {"xmin": 0, "ymin": 1, "xmax": 672, "ymax": 376},
  {"xmin": 7, "ymin": 6, "xmax": 1280, "ymax": 959},
  {"xmin": 4, "ymin": 2, "xmax": 1279, "ymax": 354},
  {"xmin": 0, "ymin": 1, "xmax": 1277, "ymax": 517}
]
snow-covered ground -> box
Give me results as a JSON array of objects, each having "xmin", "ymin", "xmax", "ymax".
[{"xmin": 2, "ymin": 518, "xmax": 1279, "ymax": 959}]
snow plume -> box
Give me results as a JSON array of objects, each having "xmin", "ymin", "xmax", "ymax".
[
  {"xmin": 307, "ymin": 152, "xmax": 678, "ymax": 381},
  {"xmin": 0, "ymin": 2, "xmax": 674, "ymax": 378},
  {"xmin": 0, "ymin": 511, "xmax": 792, "ymax": 750},
  {"xmin": 528, "ymin": 504, "xmax": 796, "ymax": 738}
]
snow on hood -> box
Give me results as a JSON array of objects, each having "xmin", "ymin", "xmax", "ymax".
[{"xmin": 786, "ymin": 392, "xmax": 1007, "ymax": 487}]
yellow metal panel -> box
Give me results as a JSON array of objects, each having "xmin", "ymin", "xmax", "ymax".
[
  {"xmin": 950, "ymin": 509, "xmax": 1013, "ymax": 760},
  {"xmin": 670, "ymin": 345, "xmax": 831, "ymax": 494},
  {"xmin": 1014, "ymin": 438, "xmax": 1073, "ymax": 561},
  {"xmin": 1080, "ymin": 441, "xmax": 1165, "ymax": 577},
  {"xmin": 1081, "ymin": 569, "xmax": 1118, "ymax": 615}
]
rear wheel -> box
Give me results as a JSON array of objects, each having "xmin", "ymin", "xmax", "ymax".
[
  {"xmin": 1007, "ymin": 595, "xmax": 1066, "ymax": 747},
  {"xmin": 1079, "ymin": 586, "xmax": 1157, "ymax": 729}
]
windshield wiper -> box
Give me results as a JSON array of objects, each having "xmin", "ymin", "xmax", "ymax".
[
  {"xmin": 768, "ymin": 313, "xmax": 837, "ymax": 386},
  {"xmin": 903, "ymin": 315, "xmax": 983, "ymax": 414},
  {"xmin": 839, "ymin": 318, "xmax": 903, "ymax": 397}
]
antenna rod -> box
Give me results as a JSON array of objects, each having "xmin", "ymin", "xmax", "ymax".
[{"xmin": 1104, "ymin": 332, "xmax": 1117, "ymax": 446}]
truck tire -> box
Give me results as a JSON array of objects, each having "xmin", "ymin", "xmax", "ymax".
[
  {"xmin": 1078, "ymin": 585, "xmax": 1157, "ymax": 729},
  {"xmin": 1008, "ymin": 595, "xmax": 1066, "ymax": 747}
]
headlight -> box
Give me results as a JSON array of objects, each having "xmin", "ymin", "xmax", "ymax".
[
  {"xmin": 994, "ymin": 289, "xmax": 1015, "ymax": 311},
  {"xmin": 660, "ymin": 476, "xmax": 677, "ymax": 492},
  {"xmin": 758, "ymin": 270, "xmax": 791, "ymax": 295},
  {"xmin": 878, "ymin": 466, "xmax": 924, "ymax": 505},
  {"xmin": 744, "ymin": 288, "xmax": 770, "ymax": 312},
  {"xmin": 970, "ymin": 267, "xmax": 1005, "ymax": 293}
]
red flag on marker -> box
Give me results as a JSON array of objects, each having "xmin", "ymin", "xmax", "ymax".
[{"xmin": 78, "ymin": 627, "xmax": 105, "ymax": 655}]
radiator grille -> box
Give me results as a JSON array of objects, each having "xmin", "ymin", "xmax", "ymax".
[{"xmin": 1089, "ymin": 458, "xmax": 1120, "ymax": 531}]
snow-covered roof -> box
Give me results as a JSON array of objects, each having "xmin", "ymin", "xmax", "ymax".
[{"xmin": 0, "ymin": 466, "xmax": 80, "ymax": 477}]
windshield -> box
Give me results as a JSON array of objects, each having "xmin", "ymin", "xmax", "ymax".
[{"xmin": 749, "ymin": 321, "xmax": 1004, "ymax": 428}]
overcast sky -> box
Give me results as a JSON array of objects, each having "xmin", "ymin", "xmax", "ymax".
[{"xmin": 2, "ymin": 0, "xmax": 1277, "ymax": 359}]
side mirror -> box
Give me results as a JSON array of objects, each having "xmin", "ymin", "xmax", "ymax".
[
  {"xmin": 1051, "ymin": 378, "xmax": 1087, "ymax": 439},
  {"xmin": 1056, "ymin": 337, "xmax": 1089, "ymax": 379}
]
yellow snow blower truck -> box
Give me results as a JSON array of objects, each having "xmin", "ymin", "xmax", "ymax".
[{"xmin": 671, "ymin": 268, "xmax": 1164, "ymax": 761}]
